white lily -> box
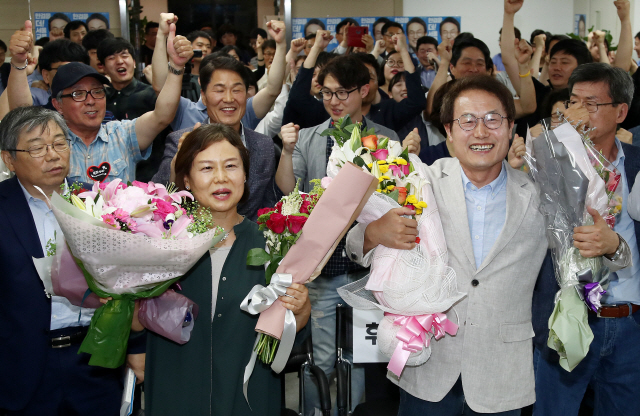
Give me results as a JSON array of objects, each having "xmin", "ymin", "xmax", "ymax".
[{"xmin": 385, "ymin": 141, "xmax": 404, "ymax": 162}]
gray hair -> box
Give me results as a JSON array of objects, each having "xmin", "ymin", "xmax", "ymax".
[
  {"xmin": 0, "ymin": 106, "xmax": 69, "ymax": 158},
  {"xmin": 568, "ymin": 63, "xmax": 634, "ymax": 107}
]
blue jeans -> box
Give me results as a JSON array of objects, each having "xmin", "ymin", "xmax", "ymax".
[
  {"xmin": 533, "ymin": 307, "xmax": 640, "ymax": 416},
  {"xmin": 304, "ymin": 271, "xmax": 367, "ymax": 416},
  {"xmin": 398, "ymin": 378, "xmax": 521, "ymax": 416}
]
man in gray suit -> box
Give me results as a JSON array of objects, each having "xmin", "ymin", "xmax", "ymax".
[
  {"xmin": 275, "ymin": 54, "xmax": 403, "ymax": 414},
  {"xmin": 347, "ymin": 75, "xmax": 547, "ymax": 415}
]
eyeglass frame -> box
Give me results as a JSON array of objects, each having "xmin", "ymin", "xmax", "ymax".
[
  {"xmin": 320, "ymin": 87, "xmax": 359, "ymax": 101},
  {"xmin": 386, "ymin": 58, "xmax": 405, "ymax": 68},
  {"xmin": 59, "ymin": 87, "xmax": 106, "ymax": 102},
  {"xmin": 563, "ymin": 99, "xmax": 618, "ymax": 114},
  {"xmin": 451, "ymin": 113, "xmax": 508, "ymax": 131},
  {"xmin": 6, "ymin": 138, "xmax": 72, "ymax": 158}
]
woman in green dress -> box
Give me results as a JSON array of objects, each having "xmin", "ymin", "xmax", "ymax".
[{"xmin": 144, "ymin": 124, "xmax": 311, "ymax": 415}]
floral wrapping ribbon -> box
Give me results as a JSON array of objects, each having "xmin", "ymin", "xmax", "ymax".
[{"xmin": 385, "ymin": 312, "xmax": 458, "ymax": 377}]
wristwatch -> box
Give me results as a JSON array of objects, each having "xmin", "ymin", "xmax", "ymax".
[
  {"xmin": 167, "ymin": 62, "xmax": 185, "ymax": 76},
  {"xmin": 607, "ymin": 233, "xmax": 627, "ymax": 262}
]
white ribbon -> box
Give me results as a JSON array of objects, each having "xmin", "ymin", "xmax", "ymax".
[{"xmin": 240, "ymin": 273, "xmax": 298, "ymax": 404}]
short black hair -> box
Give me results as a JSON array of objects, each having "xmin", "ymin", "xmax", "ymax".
[
  {"xmin": 199, "ymin": 55, "xmax": 252, "ymax": 92},
  {"xmin": 39, "ymin": 39, "xmax": 90, "ymax": 71},
  {"xmin": 63, "ymin": 21, "xmax": 88, "ymax": 39},
  {"xmin": 545, "ymin": 34, "xmax": 570, "ymax": 54},
  {"xmin": 35, "ymin": 37, "xmax": 49, "ymax": 47},
  {"xmin": 549, "ymin": 39, "xmax": 592, "ymax": 65},
  {"xmin": 407, "ymin": 17, "xmax": 427, "ymax": 32},
  {"xmin": 262, "ymin": 39, "xmax": 276, "ymax": 51},
  {"xmin": 187, "ymin": 31, "xmax": 212, "ymax": 44},
  {"xmin": 635, "ymin": 31, "xmax": 640, "ymax": 40},
  {"xmin": 441, "ymin": 75, "xmax": 516, "ymax": 126},
  {"xmin": 416, "ymin": 36, "xmax": 438, "ymax": 50},
  {"xmin": 48, "ymin": 13, "xmax": 70, "ymax": 31},
  {"xmin": 305, "ymin": 33, "xmax": 316, "ymax": 41},
  {"xmin": 351, "ymin": 52, "xmax": 384, "ymax": 87},
  {"xmin": 82, "ymin": 29, "xmax": 114, "ymax": 51},
  {"xmin": 388, "ymin": 71, "xmax": 406, "ymax": 91},
  {"xmin": 336, "ymin": 18, "xmax": 359, "ymax": 35},
  {"xmin": 87, "ymin": 13, "xmax": 109, "ymax": 29},
  {"xmin": 440, "ymin": 17, "xmax": 460, "ymax": 33},
  {"xmin": 217, "ymin": 24, "xmax": 237, "ymax": 39},
  {"xmin": 453, "ymin": 32, "xmax": 475, "ymax": 45},
  {"xmin": 249, "ymin": 28, "xmax": 267, "ymax": 40},
  {"xmin": 145, "ymin": 21, "xmax": 159, "ymax": 34},
  {"xmin": 0, "ymin": 39, "xmax": 6, "ymax": 52},
  {"xmin": 97, "ymin": 38, "xmax": 135, "ymax": 64},
  {"xmin": 218, "ymin": 45, "xmax": 243, "ymax": 58},
  {"xmin": 304, "ymin": 18, "xmax": 326, "ymax": 35},
  {"xmin": 499, "ymin": 26, "xmax": 521, "ymax": 41},
  {"xmin": 568, "ymin": 63, "xmax": 634, "ymax": 107},
  {"xmin": 381, "ymin": 22, "xmax": 404, "ymax": 37},
  {"xmin": 315, "ymin": 51, "xmax": 335, "ymax": 69},
  {"xmin": 540, "ymin": 88, "xmax": 570, "ymax": 119},
  {"xmin": 318, "ymin": 55, "xmax": 370, "ymax": 90},
  {"xmin": 451, "ymin": 37, "xmax": 491, "ymax": 68}
]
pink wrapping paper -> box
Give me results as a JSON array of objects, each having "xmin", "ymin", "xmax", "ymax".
[
  {"xmin": 52, "ymin": 242, "xmax": 102, "ymax": 309},
  {"xmin": 138, "ymin": 289, "xmax": 199, "ymax": 344},
  {"xmin": 255, "ymin": 163, "xmax": 378, "ymax": 339}
]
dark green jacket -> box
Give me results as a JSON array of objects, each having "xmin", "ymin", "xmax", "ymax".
[{"xmin": 146, "ymin": 219, "xmax": 303, "ymax": 415}]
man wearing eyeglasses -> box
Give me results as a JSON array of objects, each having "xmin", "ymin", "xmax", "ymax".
[
  {"xmin": 0, "ymin": 106, "xmax": 144, "ymax": 415},
  {"xmin": 48, "ymin": 24, "xmax": 192, "ymax": 185},
  {"xmin": 346, "ymin": 76, "xmax": 549, "ymax": 415},
  {"xmin": 533, "ymin": 63, "xmax": 640, "ymax": 416}
]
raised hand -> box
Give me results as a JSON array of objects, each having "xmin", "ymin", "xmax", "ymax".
[
  {"xmin": 159, "ymin": 13, "xmax": 178, "ymax": 37},
  {"xmin": 167, "ymin": 23, "xmax": 194, "ymax": 68},
  {"xmin": 10, "ymin": 20, "xmax": 33, "ymax": 65},
  {"xmin": 267, "ymin": 20, "xmax": 286, "ymax": 44},
  {"xmin": 504, "ymin": 0, "xmax": 524, "ymax": 14},
  {"xmin": 508, "ymin": 134, "xmax": 526, "ymax": 169},
  {"xmin": 280, "ymin": 123, "xmax": 300, "ymax": 155},
  {"xmin": 290, "ymin": 37, "xmax": 306, "ymax": 55},
  {"xmin": 515, "ymin": 38, "xmax": 533, "ymax": 65},
  {"xmin": 364, "ymin": 207, "xmax": 418, "ymax": 252},
  {"xmin": 392, "ymin": 33, "xmax": 408, "ymax": 52},
  {"xmin": 438, "ymin": 38, "xmax": 453, "ymax": 64},
  {"xmin": 372, "ymin": 39, "xmax": 386, "ymax": 56},
  {"xmin": 403, "ymin": 128, "xmax": 421, "ymax": 155},
  {"xmin": 313, "ymin": 30, "xmax": 333, "ymax": 51},
  {"xmin": 362, "ymin": 33, "xmax": 374, "ymax": 53},
  {"xmin": 615, "ymin": 0, "xmax": 630, "ymax": 21}
]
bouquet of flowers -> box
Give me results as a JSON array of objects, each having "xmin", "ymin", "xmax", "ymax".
[
  {"xmin": 524, "ymin": 117, "xmax": 624, "ymax": 371},
  {"xmin": 326, "ymin": 116, "xmax": 465, "ymax": 378},
  {"xmin": 244, "ymin": 179, "xmax": 324, "ymax": 364},
  {"xmin": 38, "ymin": 179, "xmax": 224, "ymax": 368}
]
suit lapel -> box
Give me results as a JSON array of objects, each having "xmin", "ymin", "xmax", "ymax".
[
  {"xmin": 0, "ymin": 177, "xmax": 44, "ymax": 258},
  {"xmin": 438, "ymin": 160, "xmax": 476, "ymax": 270},
  {"xmin": 476, "ymin": 168, "xmax": 531, "ymax": 275}
]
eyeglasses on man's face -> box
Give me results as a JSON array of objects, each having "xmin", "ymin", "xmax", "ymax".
[
  {"xmin": 564, "ymin": 99, "xmax": 617, "ymax": 113},
  {"xmin": 60, "ymin": 87, "xmax": 106, "ymax": 102},
  {"xmin": 8, "ymin": 138, "xmax": 71, "ymax": 158},
  {"xmin": 452, "ymin": 113, "xmax": 507, "ymax": 131},
  {"xmin": 320, "ymin": 87, "xmax": 359, "ymax": 101}
]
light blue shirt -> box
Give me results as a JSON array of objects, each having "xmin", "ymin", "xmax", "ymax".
[
  {"xmin": 602, "ymin": 139, "xmax": 640, "ymax": 304},
  {"xmin": 420, "ymin": 67, "xmax": 436, "ymax": 89},
  {"xmin": 171, "ymin": 96, "xmax": 260, "ymax": 131},
  {"xmin": 461, "ymin": 162, "xmax": 509, "ymax": 268},
  {"xmin": 18, "ymin": 180, "xmax": 94, "ymax": 330},
  {"xmin": 68, "ymin": 118, "xmax": 150, "ymax": 184}
]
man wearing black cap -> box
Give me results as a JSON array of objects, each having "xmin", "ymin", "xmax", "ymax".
[{"xmin": 50, "ymin": 25, "xmax": 192, "ymax": 184}]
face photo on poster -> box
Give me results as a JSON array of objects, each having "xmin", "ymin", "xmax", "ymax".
[
  {"xmin": 574, "ymin": 14, "xmax": 587, "ymax": 38},
  {"xmin": 34, "ymin": 12, "xmax": 110, "ymax": 40},
  {"xmin": 292, "ymin": 16, "xmax": 461, "ymax": 52}
]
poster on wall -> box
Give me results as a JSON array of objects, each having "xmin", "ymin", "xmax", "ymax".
[
  {"xmin": 34, "ymin": 12, "xmax": 110, "ymax": 40},
  {"xmin": 574, "ymin": 14, "xmax": 587, "ymax": 38},
  {"xmin": 292, "ymin": 16, "xmax": 461, "ymax": 52}
]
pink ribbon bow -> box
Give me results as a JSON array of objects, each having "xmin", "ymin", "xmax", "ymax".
[{"xmin": 385, "ymin": 312, "xmax": 458, "ymax": 377}]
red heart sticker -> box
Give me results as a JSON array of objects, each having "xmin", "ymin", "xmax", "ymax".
[{"xmin": 87, "ymin": 162, "xmax": 111, "ymax": 183}]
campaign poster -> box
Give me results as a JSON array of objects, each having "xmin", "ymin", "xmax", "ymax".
[
  {"xmin": 292, "ymin": 16, "xmax": 461, "ymax": 52},
  {"xmin": 574, "ymin": 14, "xmax": 587, "ymax": 38},
  {"xmin": 34, "ymin": 12, "xmax": 110, "ymax": 40}
]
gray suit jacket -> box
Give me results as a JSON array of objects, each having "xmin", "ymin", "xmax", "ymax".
[
  {"xmin": 152, "ymin": 124, "xmax": 278, "ymax": 221},
  {"xmin": 293, "ymin": 118, "xmax": 399, "ymax": 192},
  {"xmin": 347, "ymin": 157, "xmax": 547, "ymax": 412}
]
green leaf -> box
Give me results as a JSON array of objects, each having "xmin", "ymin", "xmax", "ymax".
[
  {"xmin": 265, "ymin": 260, "xmax": 280, "ymax": 285},
  {"xmin": 387, "ymin": 188, "xmax": 399, "ymax": 203},
  {"xmin": 378, "ymin": 136, "xmax": 389, "ymax": 149},
  {"xmin": 343, "ymin": 115, "xmax": 353, "ymax": 126},
  {"xmin": 246, "ymin": 248, "xmax": 271, "ymax": 266},
  {"xmin": 344, "ymin": 124, "xmax": 356, "ymax": 133},
  {"xmin": 400, "ymin": 147, "xmax": 410, "ymax": 162},
  {"xmin": 353, "ymin": 156, "xmax": 366, "ymax": 167},
  {"xmin": 320, "ymin": 128, "xmax": 334, "ymax": 137}
]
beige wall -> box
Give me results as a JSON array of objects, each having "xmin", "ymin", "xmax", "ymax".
[
  {"xmin": 140, "ymin": 0, "xmax": 168, "ymax": 25},
  {"xmin": 0, "ymin": 0, "xmax": 122, "ymax": 47}
]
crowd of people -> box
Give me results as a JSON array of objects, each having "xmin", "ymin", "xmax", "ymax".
[{"xmin": 1, "ymin": 0, "xmax": 640, "ymax": 415}]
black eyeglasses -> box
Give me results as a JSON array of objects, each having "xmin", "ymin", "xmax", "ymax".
[
  {"xmin": 320, "ymin": 87, "xmax": 359, "ymax": 101},
  {"xmin": 452, "ymin": 113, "xmax": 507, "ymax": 131},
  {"xmin": 564, "ymin": 100, "xmax": 617, "ymax": 113},
  {"xmin": 60, "ymin": 87, "xmax": 106, "ymax": 102},
  {"xmin": 7, "ymin": 139, "xmax": 71, "ymax": 158}
]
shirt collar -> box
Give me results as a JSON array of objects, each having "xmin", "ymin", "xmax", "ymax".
[
  {"xmin": 612, "ymin": 137, "xmax": 625, "ymax": 169},
  {"xmin": 460, "ymin": 161, "xmax": 508, "ymax": 196},
  {"xmin": 69, "ymin": 124, "xmax": 109, "ymax": 144},
  {"xmin": 16, "ymin": 177, "xmax": 62, "ymax": 207},
  {"xmin": 196, "ymin": 98, "xmax": 207, "ymax": 111},
  {"xmin": 106, "ymin": 78, "xmax": 138, "ymax": 97}
]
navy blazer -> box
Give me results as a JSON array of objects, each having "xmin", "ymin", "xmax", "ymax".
[
  {"xmin": 532, "ymin": 143, "xmax": 640, "ymax": 360},
  {"xmin": 0, "ymin": 176, "xmax": 53, "ymax": 410}
]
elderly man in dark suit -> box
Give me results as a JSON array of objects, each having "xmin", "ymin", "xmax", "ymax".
[
  {"xmin": 0, "ymin": 106, "xmax": 144, "ymax": 415},
  {"xmin": 153, "ymin": 56, "xmax": 279, "ymax": 220}
]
